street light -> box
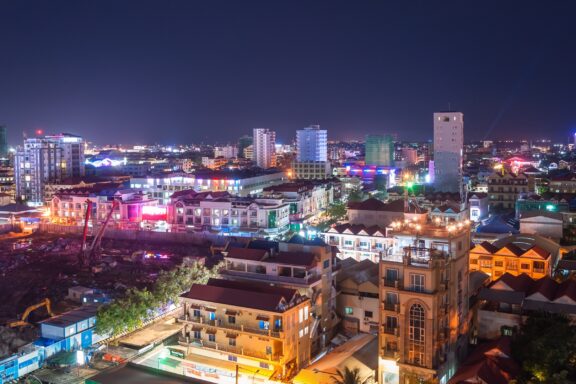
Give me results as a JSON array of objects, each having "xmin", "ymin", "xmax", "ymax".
[{"xmin": 251, "ymin": 369, "xmax": 260, "ymax": 384}]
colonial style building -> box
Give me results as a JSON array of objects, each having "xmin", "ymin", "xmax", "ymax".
[
  {"xmin": 323, "ymin": 223, "xmax": 393, "ymax": 263},
  {"xmin": 469, "ymin": 240, "xmax": 553, "ymax": 281},
  {"xmin": 167, "ymin": 190, "xmax": 290, "ymax": 238},
  {"xmin": 178, "ymin": 278, "xmax": 311, "ymax": 382},
  {"xmin": 219, "ymin": 238, "xmax": 339, "ymax": 356},
  {"xmin": 379, "ymin": 219, "xmax": 471, "ymax": 384}
]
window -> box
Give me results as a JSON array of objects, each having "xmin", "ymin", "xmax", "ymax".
[
  {"xmin": 386, "ymin": 316, "xmax": 398, "ymax": 329},
  {"xmin": 533, "ymin": 261, "xmax": 545, "ymax": 273},
  {"xmin": 479, "ymin": 259, "xmax": 492, "ymax": 268},
  {"xmin": 470, "ymin": 258, "xmax": 478, "ymax": 265},
  {"xmin": 521, "ymin": 263, "xmax": 530, "ymax": 270},
  {"xmin": 208, "ymin": 312, "xmax": 216, "ymax": 321},
  {"xmin": 495, "ymin": 261, "xmax": 504, "ymax": 267},
  {"xmin": 229, "ymin": 338, "xmax": 236, "ymax": 346},
  {"xmin": 323, "ymin": 259, "xmax": 330, "ymax": 269},
  {"xmin": 260, "ymin": 362, "xmax": 269, "ymax": 369},
  {"xmin": 408, "ymin": 304, "xmax": 425, "ymax": 366},
  {"xmin": 266, "ymin": 346, "xmax": 272, "ymax": 355},
  {"xmin": 228, "ymin": 355, "xmax": 237, "ymax": 362},
  {"xmin": 228, "ymin": 316, "xmax": 236, "ymax": 324},
  {"xmin": 364, "ymin": 310, "xmax": 373, "ymax": 318},
  {"xmin": 193, "ymin": 309, "xmax": 201, "ymax": 318},
  {"xmin": 345, "ymin": 307, "xmax": 353, "ymax": 315},
  {"xmin": 208, "ymin": 334, "xmax": 215, "ymax": 342},
  {"xmin": 259, "ymin": 321, "xmax": 270, "ymax": 330},
  {"xmin": 386, "ymin": 269, "xmax": 399, "ymax": 282},
  {"xmin": 344, "ymin": 239, "xmax": 353, "ymax": 247},
  {"xmin": 411, "ymin": 274, "xmax": 425, "ymax": 292},
  {"xmin": 193, "ymin": 330, "xmax": 201, "ymax": 339}
]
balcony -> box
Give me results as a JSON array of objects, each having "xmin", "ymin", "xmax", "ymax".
[
  {"xmin": 383, "ymin": 326, "xmax": 399, "ymax": 336},
  {"xmin": 383, "ymin": 279, "xmax": 402, "ymax": 289},
  {"xmin": 382, "ymin": 348, "xmax": 399, "ymax": 358},
  {"xmin": 221, "ymin": 269, "xmax": 321, "ymax": 286},
  {"xmin": 179, "ymin": 338, "xmax": 281, "ymax": 362},
  {"xmin": 383, "ymin": 302, "xmax": 400, "ymax": 312},
  {"xmin": 181, "ymin": 315, "xmax": 284, "ymax": 339}
]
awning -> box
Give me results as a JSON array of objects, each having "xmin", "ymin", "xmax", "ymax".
[
  {"xmin": 226, "ymin": 333, "xmax": 239, "ymax": 339},
  {"xmin": 225, "ymin": 310, "xmax": 238, "ymax": 316},
  {"xmin": 205, "ymin": 328, "xmax": 217, "ymax": 334},
  {"xmin": 205, "ymin": 308, "xmax": 216, "ymax": 312},
  {"xmin": 256, "ymin": 315, "xmax": 269, "ymax": 321},
  {"xmin": 189, "ymin": 304, "xmax": 201, "ymax": 310},
  {"xmin": 191, "ymin": 326, "xmax": 203, "ymax": 332}
]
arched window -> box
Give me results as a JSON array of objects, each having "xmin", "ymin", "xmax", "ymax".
[{"xmin": 408, "ymin": 304, "xmax": 425, "ymax": 366}]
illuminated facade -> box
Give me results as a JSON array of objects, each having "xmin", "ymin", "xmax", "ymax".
[
  {"xmin": 253, "ymin": 128, "xmax": 276, "ymax": 168},
  {"xmin": 178, "ymin": 278, "xmax": 311, "ymax": 382},
  {"xmin": 487, "ymin": 172, "xmax": 528, "ymax": 211},
  {"xmin": 15, "ymin": 134, "xmax": 85, "ymax": 205},
  {"xmin": 365, "ymin": 134, "xmax": 394, "ymax": 167},
  {"xmin": 130, "ymin": 170, "xmax": 287, "ymax": 204},
  {"xmin": 379, "ymin": 220, "xmax": 470, "ymax": 384}
]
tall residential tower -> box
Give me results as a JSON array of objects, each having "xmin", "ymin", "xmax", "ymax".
[
  {"xmin": 253, "ymin": 128, "xmax": 276, "ymax": 168},
  {"xmin": 15, "ymin": 133, "xmax": 85, "ymax": 205},
  {"xmin": 365, "ymin": 134, "xmax": 394, "ymax": 167},
  {"xmin": 433, "ymin": 112, "xmax": 464, "ymax": 196},
  {"xmin": 294, "ymin": 125, "xmax": 330, "ymax": 179}
]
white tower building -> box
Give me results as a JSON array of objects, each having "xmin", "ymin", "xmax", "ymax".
[
  {"xmin": 253, "ymin": 128, "xmax": 276, "ymax": 168},
  {"xmin": 433, "ymin": 112, "xmax": 464, "ymax": 196}
]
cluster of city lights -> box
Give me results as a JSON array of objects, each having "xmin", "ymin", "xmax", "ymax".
[{"xmin": 389, "ymin": 217, "xmax": 471, "ymax": 233}]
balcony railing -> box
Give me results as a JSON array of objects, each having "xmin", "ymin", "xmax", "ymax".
[
  {"xmin": 383, "ymin": 302, "xmax": 400, "ymax": 312},
  {"xmin": 221, "ymin": 269, "xmax": 321, "ymax": 286},
  {"xmin": 181, "ymin": 315, "xmax": 283, "ymax": 339},
  {"xmin": 383, "ymin": 326, "xmax": 399, "ymax": 336},
  {"xmin": 383, "ymin": 279, "xmax": 402, "ymax": 288},
  {"xmin": 382, "ymin": 348, "xmax": 399, "ymax": 358},
  {"xmin": 179, "ymin": 338, "xmax": 281, "ymax": 362}
]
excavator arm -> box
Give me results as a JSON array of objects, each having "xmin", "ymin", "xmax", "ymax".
[{"xmin": 8, "ymin": 299, "xmax": 54, "ymax": 328}]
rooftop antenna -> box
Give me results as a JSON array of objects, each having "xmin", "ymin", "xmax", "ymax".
[{"xmin": 448, "ymin": 102, "xmax": 452, "ymax": 112}]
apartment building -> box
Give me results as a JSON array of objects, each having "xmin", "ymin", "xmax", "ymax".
[
  {"xmin": 323, "ymin": 223, "xmax": 393, "ymax": 263},
  {"xmin": 220, "ymin": 238, "xmax": 339, "ymax": 355},
  {"xmin": 487, "ymin": 172, "xmax": 528, "ymax": 211},
  {"xmin": 263, "ymin": 181, "xmax": 334, "ymax": 224},
  {"xmin": 469, "ymin": 240, "xmax": 553, "ymax": 281},
  {"xmin": 337, "ymin": 258, "xmax": 379, "ymax": 335},
  {"xmin": 179, "ymin": 278, "xmax": 311, "ymax": 382},
  {"xmin": 130, "ymin": 169, "xmax": 287, "ymax": 204},
  {"xmin": 379, "ymin": 220, "xmax": 471, "ymax": 384},
  {"xmin": 167, "ymin": 190, "xmax": 290, "ymax": 237},
  {"xmin": 50, "ymin": 185, "xmax": 158, "ymax": 229},
  {"xmin": 549, "ymin": 173, "xmax": 576, "ymax": 194}
]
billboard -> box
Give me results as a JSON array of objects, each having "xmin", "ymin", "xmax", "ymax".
[{"xmin": 142, "ymin": 206, "xmax": 167, "ymax": 221}]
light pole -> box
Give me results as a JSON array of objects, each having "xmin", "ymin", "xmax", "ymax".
[{"xmin": 251, "ymin": 369, "xmax": 260, "ymax": 384}]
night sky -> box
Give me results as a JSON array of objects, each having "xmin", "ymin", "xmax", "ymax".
[{"xmin": 0, "ymin": 1, "xmax": 575, "ymax": 145}]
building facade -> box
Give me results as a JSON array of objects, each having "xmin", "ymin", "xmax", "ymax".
[
  {"xmin": 365, "ymin": 134, "xmax": 394, "ymax": 167},
  {"xmin": 323, "ymin": 224, "xmax": 394, "ymax": 263},
  {"xmin": 294, "ymin": 125, "xmax": 330, "ymax": 179},
  {"xmin": 15, "ymin": 133, "xmax": 85, "ymax": 205},
  {"xmin": 167, "ymin": 190, "xmax": 290, "ymax": 237},
  {"xmin": 379, "ymin": 220, "xmax": 471, "ymax": 384},
  {"xmin": 487, "ymin": 172, "xmax": 528, "ymax": 211},
  {"xmin": 253, "ymin": 128, "xmax": 276, "ymax": 168},
  {"xmin": 433, "ymin": 112, "xmax": 463, "ymax": 195},
  {"xmin": 179, "ymin": 278, "xmax": 312, "ymax": 382}
]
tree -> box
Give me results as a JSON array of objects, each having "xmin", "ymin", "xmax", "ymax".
[
  {"xmin": 326, "ymin": 202, "xmax": 347, "ymax": 222},
  {"xmin": 347, "ymin": 188, "xmax": 365, "ymax": 203},
  {"xmin": 95, "ymin": 261, "xmax": 222, "ymax": 338},
  {"xmin": 330, "ymin": 367, "xmax": 370, "ymax": 384},
  {"xmin": 512, "ymin": 312, "xmax": 576, "ymax": 383}
]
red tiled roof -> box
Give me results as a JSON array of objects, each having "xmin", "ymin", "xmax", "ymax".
[
  {"xmin": 529, "ymin": 245, "xmax": 551, "ymax": 259},
  {"xmin": 449, "ymin": 337, "xmax": 520, "ymax": 384},
  {"xmin": 330, "ymin": 223, "xmax": 386, "ymax": 236},
  {"xmin": 181, "ymin": 278, "xmax": 301, "ymax": 312},
  {"xmin": 225, "ymin": 247, "xmax": 268, "ymax": 261},
  {"xmin": 478, "ymin": 241, "xmax": 499, "ymax": 254},
  {"xmin": 493, "ymin": 273, "xmax": 535, "ymax": 292},
  {"xmin": 501, "ymin": 243, "xmax": 525, "ymax": 256},
  {"xmin": 491, "ymin": 274, "xmax": 576, "ymax": 303},
  {"xmin": 268, "ymin": 251, "xmax": 317, "ymax": 267}
]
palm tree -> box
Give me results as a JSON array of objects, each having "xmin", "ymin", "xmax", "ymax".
[{"xmin": 330, "ymin": 367, "xmax": 370, "ymax": 384}]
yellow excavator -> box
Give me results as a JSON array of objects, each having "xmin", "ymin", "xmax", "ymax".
[{"xmin": 8, "ymin": 298, "xmax": 55, "ymax": 328}]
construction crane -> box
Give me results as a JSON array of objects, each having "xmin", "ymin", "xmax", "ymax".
[
  {"xmin": 79, "ymin": 200, "xmax": 119, "ymax": 267},
  {"xmin": 8, "ymin": 298, "xmax": 54, "ymax": 328}
]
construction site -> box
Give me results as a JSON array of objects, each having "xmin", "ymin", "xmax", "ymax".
[{"xmin": 0, "ymin": 228, "xmax": 213, "ymax": 361}]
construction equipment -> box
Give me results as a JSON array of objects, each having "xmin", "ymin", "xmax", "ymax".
[
  {"xmin": 8, "ymin": 298, "xmax": 54, "ymax": 328},
  {"xmin": 79, "ymin": 200, "xmax": 119, "ymax": 267}
]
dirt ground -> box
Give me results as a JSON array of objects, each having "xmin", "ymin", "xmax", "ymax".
[{"xmin": 0, "ymin": 231, "xmax": 213, "ymax": 345}]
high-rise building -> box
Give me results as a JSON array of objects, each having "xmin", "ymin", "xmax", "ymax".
[
  {"xmin": 365, "ymin": 134, "xmax": 394, "ymax": 167},
  {"xmin": 379, "ymin": 219, "xmax": 471, "ymax": 384},
  {"xmin": 433, "ymin": 112, "xmax": 464, "ymax": 195},
  {"xmin": 237, "ymin": 135, "xmax": 253, "ymax": 158},
  {"xmin": 15, "ymin": 133, "xmax": 85, "ymax": 205},
  {"xmin": 253, "ymin": 128, "xmax": 276, "ymax": 168},
  {"xmin": 294, "ymin": 125, "xmax": 330, "ymax": 179},
  {"xmin": 0, "ymin": 125, "xmax": 8, "ymax": 159},
  {"xmin": 296, "ymin": 125, "xmax": 327, "ymax": 162}
]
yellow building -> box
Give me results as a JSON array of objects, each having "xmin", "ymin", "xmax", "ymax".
[
  {"xmin": 379, "ymin": 220, "xmax": 471, "ymax": 384},
  {"xmin": 178, "ymin": 278, "xmax": 311, "ymax": 383},
  {"xmin": 469, "ymin": 241, "xmax": 551, "ymax": 281}
]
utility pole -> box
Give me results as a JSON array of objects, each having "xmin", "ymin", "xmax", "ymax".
[{"xmin": 235, "ymin": 364, "xmax": 239, "ymax": 384}]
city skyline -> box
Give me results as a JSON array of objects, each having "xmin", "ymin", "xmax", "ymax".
[{"xmin": 0, "ymin": 1, "xmax": 575, "ymax": 144}]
